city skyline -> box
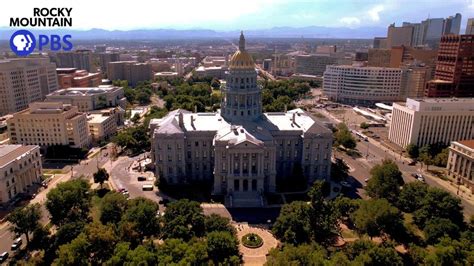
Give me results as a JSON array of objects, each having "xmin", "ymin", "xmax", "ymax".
[{"xmin": 2, "ymin": 0, "xmax": 474, "ymax": 31}]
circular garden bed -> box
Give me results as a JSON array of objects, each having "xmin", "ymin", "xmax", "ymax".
[{"xmin": 241, "ymin": 233, "xmax": 263, "ymax": 248}]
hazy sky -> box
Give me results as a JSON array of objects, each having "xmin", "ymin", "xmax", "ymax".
[{"xmin": 2, "ymin": 0, "xmax": 473, "ymax": 30}]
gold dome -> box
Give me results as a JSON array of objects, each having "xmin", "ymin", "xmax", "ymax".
[
  {"xmin": 228, "ymin": 31, "xmax": 255, "ymax": 70},
  {"xmin": 229, "ymin": 50, "xmax": 254, "ymax": 70}
]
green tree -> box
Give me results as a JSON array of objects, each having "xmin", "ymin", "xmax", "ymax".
[
  {"xmin": 434, "ymin": 148, "xmax": 449, "ymax": 167},
  {"xmin": 84, "ymin": 222, "xmax": 119, "ymax": 264},
  {"xmin": 419, "ymin": 145, "xmax": 433, "ymax": 170},
  {"xmin": 352, "ymin": 199, "xmax": 404, "ymax": 239},
  {"xmin": 54, "ymin": 221, "xmax": 86, "ymax": 247},
  {"xmin": 54, "ymin": 233, "xmax": 90, "ymax": 266},
  {"xmin": 131, "ymin": 113, "xmax": 141, "ymax": 123},
  {"xmin": 308, "ymin": 181, "xmax": 340, "ymax": 244},
  {"xmin": 335, "ymin": 123, "xmax": 357, "ymax": 150},
  {"xmin": 366, "ymin": 160, "xmax": 404, "ymax": 203},
  {"xmin": 204, "ymin": 214, "xmax": 236, "ymax": 235},
  {"xmin": 93, "ymin": 167, "xmax": 109, "ymax": 189},
  {"xmin": 272, "ymin": 201, "xmax": 312, "ymax": 244},
  {"xmin": 413, "ymin": 187, "xmax": 464, "ymax": 228},
  {"xmin": 424, "ymin": 218, "xmax": 460, "ymax": 244},
  {"xmin": 360, "ymin": 122, "xmax": 369, "ymax": 129},
  {"xmin": 156, "ymin": 238, "xmax": 208, "ymax": 264},
  {"xmin": 123, "ymin": 197, "xmax": 160, "ymax": 238},
  {"xmin": 397, "ymin": 182, "xmax": 428, "ymax": 213},
  {"xmin": 405, "ymin": 143, "xmax": 419, "ymax": 159},
  {"xmin": 333, "ymin": 196, "xmax": 359, "ymax": 223},
  {"xmin": 7, "ymin": 203, "xmax": 42, "ymax": 245},
  {"xmin": 100, "ymin": 192, "xmax": 128, "ymax": 225},
  {"xmin": 266, "ymin": 243, "xmax": 328, "ymax": 265},
  {"xmin": 206, "ymin": 231, "xmax": 240, "ymax": 264},
  {"xmin": 355, "ymin": 245, "xmax": 404, "ymax": 266},
  {"xmin": 105, "ymin": 242, "xmax": 131, "ymax": 265},
  {"xmin": 46, "ymin": 179, "xmax": 91, "ymax": 226},
  {"xmin": 162, "ymin": 199, "xmax": 205, "ymax": 240}
]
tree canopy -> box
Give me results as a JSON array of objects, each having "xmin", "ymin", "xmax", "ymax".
[{"xmin": 365, "ymin": 159, "xmax": 404, "ymax": 203}]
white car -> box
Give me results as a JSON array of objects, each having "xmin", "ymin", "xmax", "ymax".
[{"xmin": 11, "ymin": 238, "xmax": 22, "ymax": 251}]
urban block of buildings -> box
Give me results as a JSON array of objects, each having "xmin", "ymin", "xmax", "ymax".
[
  {"xmin": 388, "ymin": 98, "xmax": 474, "ymax": 148},
  {"xmin": 45, "ymin": 85, "xmax": 126, "ymax": 112},
  {"xmin": 322, "ymin": 65, "xmax": 403, "ymax": 105},
  {"xmin": 0, "ymin": 145, "xmax": 42, "ymax": 205},
  {"xmin": 447, "ymin": 140, "xmax": 474, "ymax": 193},
  {"xmin": 55, "ymin": 50, "xmax": 95, "ymax": 73},
  {"xmin": 0, "ymin": 58, "xmax": 58, "ymax": 116},
  {"xmin": 87, "ymin": 107, "xmax": 124, "ymax": 142},
  {"xmin": 425, "ymin": 34, "xmax": 474, "ymax": 98},
  {"xmin": 107, "ymin": 61, "xmax": 153, "ymax": 86},
  {"xmin": 57, "ymin": 68, "xmax": 102, "ymax": 89},
  {"xmin": 7, "ymin": 102, "xmax": 91, "ymax": 148},
  {"xmin": 150, "ymin": 33, "xmax": 333, "ymax": 207}
]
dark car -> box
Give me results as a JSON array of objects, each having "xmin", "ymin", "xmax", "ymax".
[
  {"xmin": 137, "ymin": 176, "xmax": 147, "ymax": 181},
  {"xmin": 408, "ymin": 160, "xmax": 417, "ymax": 166},
  {"xmin": 159, "ymin": 198, "xmax": 170, "ymax": 205},
  {"xmin": 0, "ymin": 252, "xmax": 8, "ymax": 262}
]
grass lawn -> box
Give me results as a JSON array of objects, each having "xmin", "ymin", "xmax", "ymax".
[
  {"xmin": 404, "ymin": 213, "xmax": 425, "ymax": 240},
  {"xmin": 43, "ymin": 169, "xmax": 64, "ymax": 175},
  {"xmin": 341, "ymin": 228, "xmax": 358, "ymax": 239}
]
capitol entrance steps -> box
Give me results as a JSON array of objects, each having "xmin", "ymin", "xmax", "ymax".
[{"xmin": 227, "ymin": 192, "xmax": 265, "ymax": 208}]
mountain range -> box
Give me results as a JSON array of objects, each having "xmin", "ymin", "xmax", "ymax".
[{"xmin": 0, "ymin": 26, "xmax": 386, "ymax": 40}]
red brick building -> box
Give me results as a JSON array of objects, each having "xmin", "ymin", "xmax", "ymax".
[
  {"xmin": 425, "ymin": 34, "xmax": 474, "ymax": 97},
  {"xmin": 57, "ymin": 68, "xmax": 102, "ymax": 89}
]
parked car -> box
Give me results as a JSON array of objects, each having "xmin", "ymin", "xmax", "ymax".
[
  {"xmin": 121, "ymin": 191, "xmax": 130, "ymax": 198},
  {"xmin": 0, "ymin": 252, "xmax": 8, "ymax": 262},
  {"xmin": 11, "ymin": 238, "xmax": 22, "ymax": 251},
  {"xmin": 159, "ymin": 198, "xmax": 170, "ymax": 205},
  {"xmin": 137, "ymin": 176, "xmax": 147, "ymax": 181},
  {"xmin": 364, "ymin": 178, "xmax": 370, "ymax": 183},
  {"xmin": 408, "ymin": 160, "xmax": 417, "ymax": 166}
]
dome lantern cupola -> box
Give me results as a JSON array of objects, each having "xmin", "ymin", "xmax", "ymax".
[
  {"xmin": 228, "ymin": 31, "xmax": 254, "ymax": 70},
  {"xmin": 239, "ymin": 30, "xmax": 245, "ymax": 51}
]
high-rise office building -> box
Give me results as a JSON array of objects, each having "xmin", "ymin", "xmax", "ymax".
[
  {"xmin": 56, "ymin": 50, "xmax": 95, "ymax": 73},
  {"xmin": 107, "ymin": 61, "xmax": 153, "ymax": 87},
  {"xmin": 57, "ymin": 68, "xmax": 102, "ymax": 89},
  {"xmin": 466, "ymin": 18, "xmax": 474, "ymax": 34},
  {"xmin": 386, "ymin": 24, "xmax": 413, "ymax": 47},
  {"xmin": 444, "ymin": 13, "xmax": 462, "ymax": 35},
  {"xmin": 425, "ymin": 35, "xmax": 474, "ymax": 97},
  {"xmin": 322, "ymin": 65, "xmax": 403, "ymax": 105},
  {"xmin": 0, "ymin": 58, "xmax": 58, "ymax": 116},
  {"xmin": 99, "ymin": 53, "xmax": 120, "ymax": 73},
  {"xmin": 373, "ymin": 37, "xmax": 387, "ymax": 49},
  {"xmin": 295, "ymin": 54, "xmax": 340, "ymax": 76}
]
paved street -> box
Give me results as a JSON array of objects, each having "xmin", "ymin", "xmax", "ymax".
[
  {"xmin": 321, "ymin": 108, "xmax": 474, "ymax": 217},
  {"xmin": 0, "ymin": 145, "xmax": 114, "ymax": 259}
]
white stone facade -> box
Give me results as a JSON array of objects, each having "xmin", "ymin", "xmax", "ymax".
[{"xmin": 151, "ymin": 33, "xmax": 333, "ymax": 207}]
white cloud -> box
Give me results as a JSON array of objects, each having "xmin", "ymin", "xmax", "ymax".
[
  {"xmin": 339, "ymin": 17, "xmax": 361, "ymax": 27},
  {"xmin": 367, "ymin": 5, "xmax": 385, "ymax": 22}
]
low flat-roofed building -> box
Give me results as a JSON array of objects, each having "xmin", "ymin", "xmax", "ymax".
[
  {"xmin": 195, "ymin": 66, "xmax": 227, "ymax": 79},
  {"xmin": 45, "ymin": 85, "xmax": 126, "ymax": 112},
  {"xmin": 7, "ymin": 102, "xmax": 90, "ymax": 148},
  {"xmin": 388, "ymin": 98, "xmax": 474, "ymax": 148},
  {"xmin": 155, "ymin": 72, "xmax": 179, "ymax": 79},
  {"xmin": 87, "ymin": 107, "xmax": 124, "ymax": 142},
  {"xmin": 57, "ymin": 68, "xmax": 102, "ymax": 89},
  {"xmin": 0, "ymin": 145, "xmax": 42, "ymax": 205},
  {"xmin": 447, "ymin": 140, "xmax": 474, "ymax": 193}
]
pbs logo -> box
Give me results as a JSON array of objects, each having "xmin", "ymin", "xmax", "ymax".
[
  {"xmin": 10, "ymin": 29, "xmax": 73, "ymax": 56},
  {"xmin": 10, "ymin": 30, "xmax": 36, "ymax": 56}
]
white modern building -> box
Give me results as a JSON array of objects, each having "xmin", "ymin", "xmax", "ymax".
[
  {"xmin": 0, "ymin": 58, "xmax": 58, "ymax": 115},
  {"xmin": 7, "ymin": 102, "xmax": 90, "ymax": 148},
  {"xmin": 0, "ymin": 145, "xmax": 42, "ymax": 205},
  {"xmin": 45, "ymin": 85, "xmax": 127, "ymax": 112},
  {"xmin": 87, "ymin": 107, "xmax": 124, "ymax": 142},
  {"xmin": 323, "ymin": 65, "xmax": 403, "ymax": 105},
  {"xmin": 388, "ymin": 98, "xmax": 474, "ymax": 148},
  {"xmin": 151, "ymin": 33, "xmax": 333, "ymax": 207}
]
